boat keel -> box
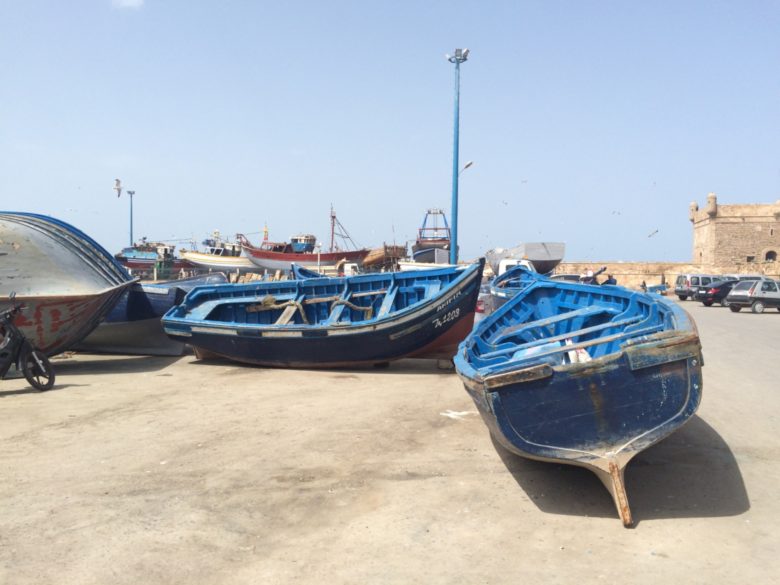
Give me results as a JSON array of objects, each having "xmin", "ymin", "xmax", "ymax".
[{"xmin": 593, "ymin": 458, "xmax": 633, "ymax": 527}]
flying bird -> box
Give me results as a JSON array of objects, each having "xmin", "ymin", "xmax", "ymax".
[
  {"xmin": 647, "ymin": 229, "xmax": 659, "ymax": 238},
  {"xmin": 114, "ymin": 179, "xmax": 122, "ymax": 198}
]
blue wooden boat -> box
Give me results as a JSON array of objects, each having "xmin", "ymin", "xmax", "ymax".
[
  {"xmin": 454, "ymin": 269, "xmax": 703, "ymax": 526},
  {"xmin": 290, "ymin": 264, "xmax": 325, "ymax": 279},
  {"xmin": 162, "ymin": 259, "xmax": 485, "ymax": 368},
  {"xmin": 78, "ymin": 273, "xmax": 228, "ymax": 356},
  {"xmin": 646, "ymin": 283, "xmax": 669, "ymax": 295},
  {"xmin": 488, "ymin": 263, "xmax": 541, "ymax": 312}
]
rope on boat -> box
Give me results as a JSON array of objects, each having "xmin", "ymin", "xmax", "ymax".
[
  {"xmin": 329, "ymin": 299, "xmax": 373, "ymax": 320},
  {"xmin": 246, "ymin": 295, "xmax": 309, "ymax": 325},
  {"xmin": 245, "ymin": 290, "xmax": 384, "ymax": 324}
]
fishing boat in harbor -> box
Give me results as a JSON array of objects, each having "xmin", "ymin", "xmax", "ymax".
[
  {"xmin": 411, "ymin": 208, "xmax": 452, "ymax": 264},
  {"xmin": 454, "ymin": 268, "xmax": 703, "ymax": 526},
  {"xmin": 239, "ymin": 209, "xmax": 370, "ymax": 271},
  {"xmin": 77, "ymin": 273, "xmax": 228, "ymax": 356},
  {"xmin": 0, "ymin": 212, "xmax": 135, "ymax": 355},
  {"xmin": 179, "ymin": 231, "xmax": 259, "ymax": 273},
  {"xmin": 163, "ymin": 259, "xmax": 485, "ymax": 368},
  {"xmin": 115, "ymin": 238, "xmax": 193, "ymax": 279},
  {"xmin": 362, "ymin": 243, "xmax": 407, "ymax": 272},
  {"xmin": 485, "ymin": 242, "xmax": 566, "ymax": 275}
]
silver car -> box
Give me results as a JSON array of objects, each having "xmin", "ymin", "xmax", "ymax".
[{"xmin": 726, "ymin": 279, "xmax": 780, "ymax": 313}]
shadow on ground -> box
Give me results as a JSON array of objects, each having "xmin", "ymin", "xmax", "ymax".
[
  {"xmin": 51, "ymin": 354, "xmax": 183, "ymax": 376},
  {"xmin": 188, "ymin": 356, "xmax": 456, "ymax": 376},
  {"xmin": 492, "ymin": 415, "xmax": 749, "ymax": 526}
]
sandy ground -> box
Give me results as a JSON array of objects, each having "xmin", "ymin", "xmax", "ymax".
[{"xmin": 1, "ymin": 301, "xmax": 778, "ymax": 584}]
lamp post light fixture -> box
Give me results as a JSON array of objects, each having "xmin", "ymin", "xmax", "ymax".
[
  {"xmin": 446, "ymin": 48, "xmax": 469, "ymax": 264},
  {"xmin": 459, "ymin": 160, "xmax": 474, "ymax": 176}
]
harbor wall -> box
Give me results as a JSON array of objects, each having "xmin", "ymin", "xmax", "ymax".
[
  {"xmin": 554, "ymin": 194, "xmax": 780, "ymax": 290},
  {"xmin": 554, "ymin": 261, "xmax": 780, "ymax": 289}
]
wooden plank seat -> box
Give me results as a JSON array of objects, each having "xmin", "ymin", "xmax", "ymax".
[
  {"xmin": 492, "ymin": 305, "xmax": 619, "ymax": 346},
  {"xmin": 479, "ymin": 313, "xmax": 648, "ymax": 360},
  {"xmin": 376, "ymin": 280, "xmax": 398, "ymax": 319},
  {"xmin": 500, "ymin": 324, "xmax": 666, "ymax": 365}
]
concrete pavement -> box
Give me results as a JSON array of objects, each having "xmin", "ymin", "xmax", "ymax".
[{"xmin": 1, "ymin": 300, "xmax": 777, "ymax": 584}]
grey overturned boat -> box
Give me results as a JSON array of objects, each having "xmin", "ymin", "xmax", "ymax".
[
  {"xmin": 78, "ymin": 273, "xmax": 228, "ymax": 356},
  {"xmin": 485, "ymin": 242, "xmax": 566, "ymax": 275},
  {"xmin": 0, "ymin": 212, "xmax": 135, "ymax": 355}
]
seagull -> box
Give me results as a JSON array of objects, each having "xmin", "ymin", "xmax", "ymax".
[
  {"xmin": 114, "ymin": 179, "xmax": 122, "ymax": 198},
  {"xmin": 647, "ymin": 229, "xmax": 659, "ymax": 238}
]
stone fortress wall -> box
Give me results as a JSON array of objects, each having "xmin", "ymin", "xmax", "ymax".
[{"xmin": 554, "ymin": 193, "xmax": 780, "ymax": 289}]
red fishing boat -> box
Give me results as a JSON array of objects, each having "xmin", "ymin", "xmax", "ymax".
[{"xmin": 239, "ymin": 208, "xmax": 370, "ymax": 272}]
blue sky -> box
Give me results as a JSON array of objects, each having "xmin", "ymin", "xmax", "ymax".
[{"xmin": 2, "ymin": 0, "xmax": 779, "ymax": 262}]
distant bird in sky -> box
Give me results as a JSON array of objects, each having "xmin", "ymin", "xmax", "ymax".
[
  {"xmin": 114, "ymin": 179, "xmax": 122, "ymax": 198},
  {"xmin": 647, "ymin": 229, "xmax": 659, "ymax": 238},
  {"xmin": 502, "ymin": 200, "xmax": 508, "ymax": 205}
]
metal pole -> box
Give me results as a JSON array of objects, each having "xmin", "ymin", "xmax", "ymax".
[
  {"xmin": 450, "ymin": 60, "xmax": 461, "ymax": 265},
  {"xmin": 127, "ymin": 190, "xmax": 136, "ymax": 247}
]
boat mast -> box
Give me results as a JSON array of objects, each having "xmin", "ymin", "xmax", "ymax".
[
  {"xmin": 330, "ymin": 206, "xmax": 336, "ymax": 253},
  {"xmin": 328, "ymin": 206, "xmax": 359, "ymax": 252}
]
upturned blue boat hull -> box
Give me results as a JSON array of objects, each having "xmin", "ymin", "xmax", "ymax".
[
  {"xmin": 455, "ymin": 270, "xmax": 703, "ymax": 525},
  {"xmin": 78, "ymin": 274, "xmax": 228, "ymax": 356},
  {"xmin": 164, "ymin": 260, "xmax": 484, "ymax": 368}
]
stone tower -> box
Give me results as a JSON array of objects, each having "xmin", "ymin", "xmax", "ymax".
[{"xmin": 689, "ymin": 193, "xmax": 780, "ymax": 272}]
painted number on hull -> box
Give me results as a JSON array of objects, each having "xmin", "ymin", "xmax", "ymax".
[{"xmin": 434, "ymin": 308, "xmax": 460, "ymax": 328}]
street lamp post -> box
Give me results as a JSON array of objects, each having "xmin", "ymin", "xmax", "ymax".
[
  {"xmin": 127, "ymin": 190, "xmax": 135, "ymax": 246},
  {"xmin": 447, "ymin": 48, "xmax": 469, "ymax": 264},
  {"xmin": 114, "ymin": 179, "xmax": 135, "ymax": 247}
]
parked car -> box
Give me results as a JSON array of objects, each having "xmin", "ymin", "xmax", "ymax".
[
  {"xmin": 674, "ymin": 274, "xmax": 717, "ymax": 301},
  {"xmin": 726, "ymin": 278, "xmax": 780, "ymax": 313},
  {"xmin": 696, "ymin": 279, "xmax": 739, "ymax": 307}
]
